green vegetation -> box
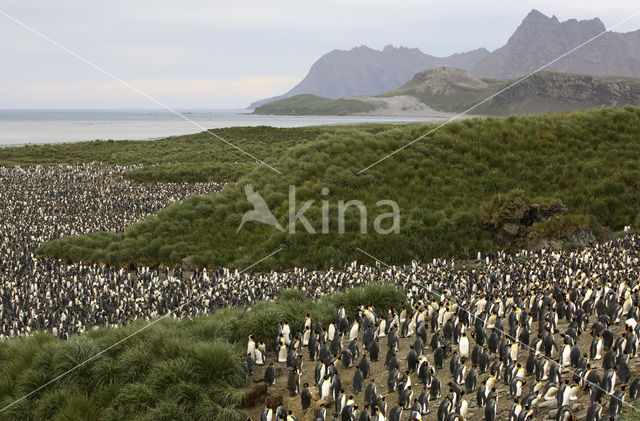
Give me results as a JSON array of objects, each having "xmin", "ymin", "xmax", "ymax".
[
  {"xmin": 0, "ymin": 126, "xmax": 341, "ymax": 183},
  {"xmin": 253, "ymin": 94, "xmax": 379, "ymax": 116},
  {"xmin": 33, "ymin": 106, "xmax": 640, "ymax": 270},
  {"xmin": 0, "ymin": 125, "xmax": 399, "ymax": 183},
  {"xmin": 387, "ymin": 70, "xmax": 640, "ymax": 116},
  {"xmin": 0, "ymin": 283, "xmax": 405, "ymax": 421}
]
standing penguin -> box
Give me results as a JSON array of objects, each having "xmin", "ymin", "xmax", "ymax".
[
  {"xmin": 609, "ymin": 386, "xmax": 625, "ymax": 417},
  {"xmin": 617, "ymin": 355, "xmax": 632, "ymax": 385},
  {"xmin": 341, "ymin": 349, "xmax": 353, "ymax": 369},
  {"xmin": 430, "ymin": 372, "xmax": 442, "ymax": 400},
  {"xmin": 364, "ymin": 379, "xmax": 377, "ymax": 406},
  {"xmin": 602, "ymin": 367, "xmax": 617, "ymax": 395},
  {"xmin": 459, "ymin": 332, "xmax": 470, "ymax": 359},
  {"xmin": 509, "ymin": 377, "xmax": 526, "ymax": 398},
  {"xmin": 418, "ymin": 386, "xmax": 430, "ymax": 415},
  {"xmin": 629, "ymin": 378, "xmax": 640, "ymax": 400},
  {"xmin": 485, "ymin": 395, "xmax": 497, "ymax": 421},
  {"xmin": 264, "ymin": 363, "xmax": 276, "ymax": 386},
  {"xmin": 301, "ymin": 383, "xmax": 312, "ymax": 411},
  {"xmin": 243, "ymin": 354, "xmax": 254, "ymax": 377},
  {"xmin": 437, "ymin": 396, "xmax": 452, "ymax": 421},
  {"xmin": 335, "ymin": 389, "xmax": 346, "ymax": 416},
  {"xmin": 590, "ymin": 335, "xmax": 603, "ymax": 360},
  {"xmin": 561, "ymin": 344, "xmax": 571, "ymax": 367},
  {"xmin": 278, "ymin": 342, "xmax": 288, "ymax": 363},
  {"xmin": 359, "ymin": 405, "xmax": 371, "ymax": 421},
  {"xmin": 585, "ymin": 400, "xmax": 602, "ymax": 421},
  {"xmin": 320, "ymin": 376, "xmax": 332, "ymax": 401},
  {"xmin": 261, "ymin": 405, "xmax": 274, "ymax": 421},
  {"xmin": 353, "ymin": 367, "xmax": 365, "ymax": 395},
  {"xmin": 287, "ymin": 367, "xmax": 300, "ymax": 396},
  {"xmin": 388, "ymin": 365, "xmax": 399, "ymax": 393},
  {"xmin": 434, "ymin": 345, "xmax": 445, "ymax": 370},
  {"xmin": 465, "ymin": 366, "xmax": 477, "ymax": 393},
  {"xmin": 369, "ymin": 338, "xmax": 380, "ymax": 362},
  {"xmin": 555, "ymin": 405, "xmax": 574, "ymax": 421},
  {"xmin": 476, "ymin": 381, "xmax": 487, "ymax": 408},
  {"xmin": 508, "ymin": 399, "xmax": 521, "ymax": 421},
  {"xmin": 341, "ymin": 403, "xmax": 358, "ymax": 421},
  {"xmin": 388, "ymin": 403, "xmax": 403, "ymax": 421},
  {"xmin": 407, "ymin": 346, "xmax": 418, "ymax": 372},
  {"xmin": 570, "ymin": 344, "xmax": 581, "ymax": 368}
]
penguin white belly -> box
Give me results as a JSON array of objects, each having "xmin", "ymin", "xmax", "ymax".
[
  {"xmin": 561, "ymin": 345, "xmax": 571, "ymax": 367},
  {"xmin": 278, "ymin": 346, "xmax": 287, "ymax": 363},
  {"xmin": 510, "ymin": 344, "xmax": 518, "ymax": 363},
  {"xmin": 543, "ymin": 387, "xmax": 558, "ymax": 402},
  {"xmin": 459, "ymin": 400, "xmax": 468, "ymax": 417},
  {"xmin": 459, "ymin": 338, "xmax": 469, "ymax": 357},
  {"xmin": 321, "ymin": 380, "xmax": 331, "ymax": 400}
]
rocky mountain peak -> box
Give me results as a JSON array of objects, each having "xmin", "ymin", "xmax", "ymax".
[{"xmin": 472, "ymin": 10, "xmax": 630, "ymax": 79}]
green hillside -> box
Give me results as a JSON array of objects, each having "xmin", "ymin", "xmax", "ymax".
[
  {"xmin": 0, "ymin": 125, "xmax": 390, "ymax": 183},
  {"xmin": 253, "ymin": 94, "xmax": 379, "ymax": 115},
  {"xmin": 36, "ymin": 106, "xmax": 640, "ymax": 270}
]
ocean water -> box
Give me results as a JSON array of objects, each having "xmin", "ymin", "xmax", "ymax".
[{"xmin": 0, "ymin": 109, "xmax": 444, "ymax": 146}]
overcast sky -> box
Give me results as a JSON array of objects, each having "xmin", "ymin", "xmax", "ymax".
[{"xmin": 0, "ymin": 1, "xmax": 638, "ymax": 109}]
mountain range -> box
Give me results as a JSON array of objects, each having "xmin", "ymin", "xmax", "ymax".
[
  {"xmin": 249, "ymin": 45, "xmax": 489, "ymax": 108},
  {"xmin": 254, "ymin": 67, "xmax": 640, "ymax": 117},
  {"xmin": 249, "ymin": 9, "xmax": 640, "ymax": 109}
]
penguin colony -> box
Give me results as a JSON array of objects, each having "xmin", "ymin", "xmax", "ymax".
[
  {"xmin": 0, "ymin": 163, "xmax": 223, "ymax": 338},
  {"xmin": 2, "ymin": 165, "xmax": 640, "ymax": 419},
  {"xmin": 248, "ymin": 236, "xmax": 640, "ymax": 421}
]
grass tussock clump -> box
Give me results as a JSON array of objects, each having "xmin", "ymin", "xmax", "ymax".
[
  {"xmin": 36, "ymin": 106, "xmax": 640, "ymax": 269},
  {"xmin": 0, "ymin": 283, "xmax": 405, "ymax": 421}
]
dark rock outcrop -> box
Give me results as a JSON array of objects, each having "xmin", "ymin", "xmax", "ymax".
[
  {"xmin": 473, "ymin": 9, "xmax": 640, "ymax": 79},
  {"xmin": 484, "ymin": 193, "xmax": 598, "ymax": 251}
]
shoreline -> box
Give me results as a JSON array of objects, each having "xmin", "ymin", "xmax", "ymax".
[{"xmin": 0, "ymin": 116, "xmax": 460, "ymax": 148}]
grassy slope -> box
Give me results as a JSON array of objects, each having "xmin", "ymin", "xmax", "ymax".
[
  {"xmin": 0, "ymin": 126, "xmax": 394, "ymax": 183},
  {"xmin": 37, "ymin": 106, "xmax": 640, "ymax": 269},
  {"xmin": 399, "ymin": 81, "xmax": 601, "ymax": 116},
  {"xmin": 253, "ymin": 94, "xmax": 379, "ymax": 116},
  {"xmin": 0, "ymin": 284, "xmax": 405, "ymax": 421},
  {"xmin": 388, "ymin": 71, "xmax": 640, "ymax": 116}
]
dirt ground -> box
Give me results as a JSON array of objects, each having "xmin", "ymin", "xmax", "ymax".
[{"xmin": 241, "ymin": 315, "xmax": 638, "ymax": 421}]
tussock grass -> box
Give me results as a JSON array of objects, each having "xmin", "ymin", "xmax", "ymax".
[
  {"xmin": 0, "ymin": 283, "xmax": 405, "ymax": 420},
  {"xmin": 35, "ymin": 107, "xmax": 640, "ymax": 270}
]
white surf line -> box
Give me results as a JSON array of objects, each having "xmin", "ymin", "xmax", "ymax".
[
  {"xmin": 355, "ymin": 247, "xmax": 640, "ymax": 415},
  {"xmin": 0, "ymin": 247, "xmax": 284, "ymax": 413},
  {"xmin": 357, "ymin": 9, "xmax": 640, "ymax": 175},
  {"xmin": 0, "ymin": 9, "xmax": 282, "ymax": 175}
]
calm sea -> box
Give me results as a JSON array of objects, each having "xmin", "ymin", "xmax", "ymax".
[{"xmin": 0, "ymin": 109, "xmax": 443, "ymax": 146}]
